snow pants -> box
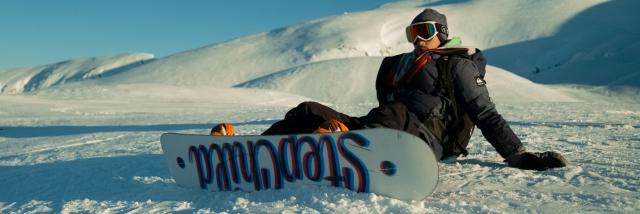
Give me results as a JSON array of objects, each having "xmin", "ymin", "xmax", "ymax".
[{"xmin": 262, "ymin": 101, "xmax": 444, "ymax": 160}]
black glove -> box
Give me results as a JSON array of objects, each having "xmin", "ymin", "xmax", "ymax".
[{"xmin": 506, "ymin": 151, "xmax": 567, "ymax": 171}]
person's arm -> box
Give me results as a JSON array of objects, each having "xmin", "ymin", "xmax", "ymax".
[
  {"xmin": 375, "ymin": 55, "xmax": 402, "ymax": 106},
  {"xmin": 375, "ymin": 58, "xmax": 390, "ymax": 106},
  {"xmin": 450, "ymin": 58, "xmax": 567, "ymax": 170},
  {"xmin": 451, "ymin": 58, "xmax": 524, "ymax": 158}
]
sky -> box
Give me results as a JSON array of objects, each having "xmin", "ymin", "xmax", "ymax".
[{"xmin": 0, "ymin": 0, "xmax": 394, "ymax": 70}]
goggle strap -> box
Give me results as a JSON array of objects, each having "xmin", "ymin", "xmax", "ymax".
[{"xmin": 435, "ymin": 23, "xmax": 448, "ymax": 35}]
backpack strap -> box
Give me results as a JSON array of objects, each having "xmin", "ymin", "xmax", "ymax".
[
  {"xmin": 397, "ymin": 52, "xmax": 431, "ymax": 87},
  {"xmin": 436, "ymin": 56, "xmax": 457, "ymax": 124},
  {"xmin": 390, "ymin": 51, "xmax": 431, "ymax": 89},
  {"xmin": 436, "ymin": 55, "xmax": 471, "ymax": 157},
  {"xmin": 432, "ymin": 47, "xmax": 486, "ymax": 77}
]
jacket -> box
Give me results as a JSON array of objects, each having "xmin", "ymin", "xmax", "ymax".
[{"xmin": 375, "ymin": 52, "xmax": 525, "ymax": 158}]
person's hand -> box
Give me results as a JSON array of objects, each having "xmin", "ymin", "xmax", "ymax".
[{"xmin": 506, "ymin": 151, "xmax": 568, "ymax": 171}]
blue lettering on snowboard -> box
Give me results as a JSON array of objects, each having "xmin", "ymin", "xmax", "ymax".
[{"xmin": 186, "ymin": 132, "xmax": 371, "ymax": 193}]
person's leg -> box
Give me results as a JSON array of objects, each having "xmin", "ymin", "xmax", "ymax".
[
  {"xmin": 262, "ymin": 101, "xmax": 356, "ymax": 135},
  {"xmin": 358, "ymin": 102, "xmax": 443, "ymax": 160}
]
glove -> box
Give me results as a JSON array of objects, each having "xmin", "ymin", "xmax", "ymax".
[{"xmin": 506, "ymin": 151, "xmax": 567, "ymax": 171}]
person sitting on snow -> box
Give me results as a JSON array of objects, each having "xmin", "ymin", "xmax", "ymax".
[{"xmin": 211, "ymin": 8, "xmax": 567, "ymax": 171}]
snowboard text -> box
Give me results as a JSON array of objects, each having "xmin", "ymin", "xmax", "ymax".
[{"xmin": 187, "ymin": 132, "xmax": 370, "ymax": 193}]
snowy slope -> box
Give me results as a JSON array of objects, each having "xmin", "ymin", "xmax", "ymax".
[
  {"xmin": 486, "ymin": 0, "xmax": 640, "ymax": 87},
  {"xmin": 97, "ymin": 0, "xmax": 605, "ymax": 89},
  {"xmin": 0, "ymin": 0, "xmax": 601, "ymax": 103},
  {"xmin": 236, "ymin": 58, "xmax": 578, "ymax": 105},
  {"xmin": 1, "ymin": 0, "xmax": 639, "ymax": 213},
  {"xmin": 234, "ymin": 57, "xmax": 384, "ymax": 105},
  {"xmin": 0, "ymin": 53, "xmax": 154, "ymax": 94}
]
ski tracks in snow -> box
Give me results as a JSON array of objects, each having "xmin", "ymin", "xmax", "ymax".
[
  {"xmin": 28, "ymin": 135, "xmax": 126, "ymax": 154},
  {"xmin": 0, "ymin": 131, "xmax": 160, "ymax": 166}
]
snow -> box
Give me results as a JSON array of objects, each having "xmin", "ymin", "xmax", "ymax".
[
  {"xmin": 485, "ymin": 0, "xmax": 640, "ymax": 87},
  {"xmin": 0, "ymin": 53, "xmax": 154, "ymax": 94},
  {"xmin": 1, "ymin": 0, "xmax": 639, "ymax": 213}
]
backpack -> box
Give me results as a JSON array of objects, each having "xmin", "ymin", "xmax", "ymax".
[{"xmin": 431, "ymin": 47, "xmax": 487, "ymax": 158}]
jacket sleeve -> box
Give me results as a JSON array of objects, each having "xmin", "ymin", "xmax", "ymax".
[
  {"xmin": 375, "ymin": 56, "xmax": 395, "ymax": 106},
  {"xmin": 451, "ymin": 58, "xmax": 526, "ymax": 158}
]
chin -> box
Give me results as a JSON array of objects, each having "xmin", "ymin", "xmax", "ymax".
[{"xmin": 415, "ymin": 48, "xmax": 429, "ymax": 53}]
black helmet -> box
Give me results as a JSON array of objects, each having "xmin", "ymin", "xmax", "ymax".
[{"xmin": 411, "ymin": 8, "xmax": 449, "ymax": 42}]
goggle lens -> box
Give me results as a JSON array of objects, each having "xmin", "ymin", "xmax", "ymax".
[{"xmin": 405, "ymin": 22, "xmax": 439, "ymax": 43}]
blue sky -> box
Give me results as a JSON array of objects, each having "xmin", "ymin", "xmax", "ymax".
[{"xmin": 0, "ymin": 0, "xmax": 394, "ymax": 69}]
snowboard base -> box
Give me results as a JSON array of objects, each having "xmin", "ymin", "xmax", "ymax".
[{"xmin": 160, "ymin": 128, "xmax": 438, "ymax": 201}]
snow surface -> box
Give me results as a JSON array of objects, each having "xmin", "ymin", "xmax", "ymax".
[
  {"xmin": 1, "ymin": 0, "xmax": 639, "ymax": 213},
  {"xmin": 0, "ymin": 53, "xmax": 154, "ymax": 94}
]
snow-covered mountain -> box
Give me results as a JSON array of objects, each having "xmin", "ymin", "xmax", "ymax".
[
  {"xmin": 0, "ymin": 53, "xmax": 154, "ymax": 94},
  {"xmin": 3, "ymin": 0, "xmax": 634, "ymax": 104},
  {"xmin": 1, "ymin": 0, "xmax": 639, "ymax": 213},
  {"xmin": 486, "ymin": 0, "xmax": 640, "ymax": 87}
]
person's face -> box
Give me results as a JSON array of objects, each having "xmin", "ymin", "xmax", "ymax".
[{"xmin": 413, "ymin": 35, "xmax": 440, "ymax": 53}]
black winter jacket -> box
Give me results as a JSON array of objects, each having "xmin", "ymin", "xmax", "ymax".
[{"xmin": 375, "ymin": 52, "xmax": 525, "ymax": 158}]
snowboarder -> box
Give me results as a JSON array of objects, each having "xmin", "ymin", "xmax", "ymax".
[{"xmin": 212, "ymin": 8, "xmax": 567, "ymax": 171}]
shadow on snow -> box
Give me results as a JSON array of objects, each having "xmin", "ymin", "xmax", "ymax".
[
  {"xmin": 484, "ymin": 0, "xmax": 640, "ymax": 87},
  {"xmin": 0, "ymin": 154, "xmax": 365, "ymax": 212},
  {"xmin": 0, "ymin": 120, "xmax": 279, "ymax": 138}
]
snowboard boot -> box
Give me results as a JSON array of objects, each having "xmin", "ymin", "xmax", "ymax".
[
  {"xmin": 314, "ymin": 119, "xmax": 349, "ymax": 133},
  {"xmin": 210, "ymin": 123, "xmax": 235, "ymax": 136}
]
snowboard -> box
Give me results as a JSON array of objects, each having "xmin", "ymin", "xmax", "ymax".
[{"xmin": 160, "ymin": 128, "xmax": 438, "ymax": 201}]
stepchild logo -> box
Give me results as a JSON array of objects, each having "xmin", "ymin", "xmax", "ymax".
[{"xmin": 186, "ymin": 132, "xmax": 371, "ymax": 193}]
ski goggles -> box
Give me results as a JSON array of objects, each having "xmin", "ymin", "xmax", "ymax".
[{"xmin": 405, "ymin": 21, "xmax": 448, "ymax": 43}]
